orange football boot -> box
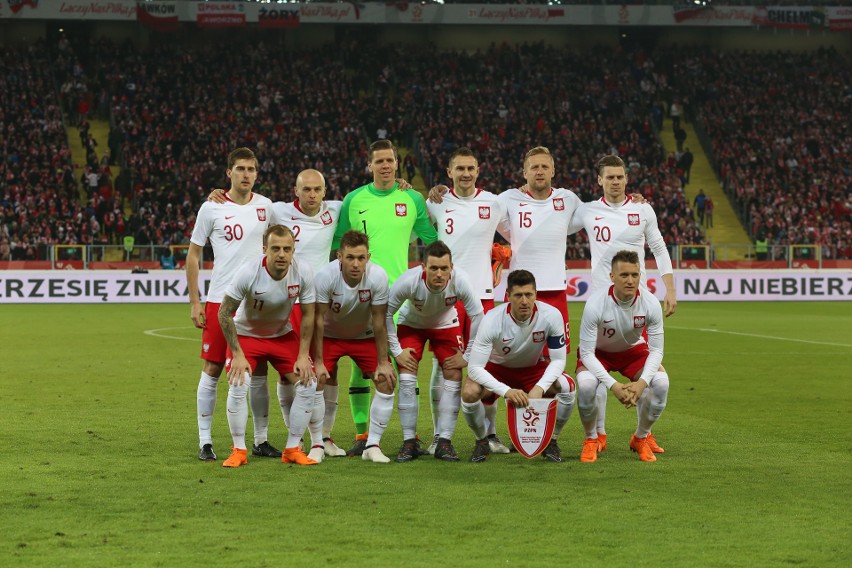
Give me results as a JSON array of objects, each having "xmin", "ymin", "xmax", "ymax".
[
  {"xmin": 629, "ymin": 435, "xmax": 657, "ymax": 462},
  {"xmin": 282, "ymin": 447, "xmax": 318, "ymax": 466},
  {"xmin": 580, "ymin": 438, "xmax": 599, "ymax": 463},
  {"xmin": 222, "ymin": 447, "xmax": 248, "ymax": 468}
]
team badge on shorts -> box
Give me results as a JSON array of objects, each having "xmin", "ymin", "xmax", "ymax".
[
  {"xmin": 395, "ymin": 203, "xmax": 407, "ymax": 216},
  {"xmin": 358, "ymin": 290, "xmax": 372, "ymax": 303},
  {"xmin": 444, "ymin": 295, "xmax": 457, "ymax": 306},
  {"xmin": 634, "ymin": 315, "xmax": 646, "ymax": 328},
  {"xmin": 628, "ymin": 213, "xmax": 640, "ymax": 226},
  {"xmin": 321, "ymin": 212, "xmax": 333, "ymax": 225},
  {"xmin": 552, "ymin": 198, "xmax": 564, "ymax": 211},
  {"xmin": 256, "ymin": 208, "xmax": 267, "ymax": 221},
  {"xmin": 288, "ymin": 285, "xmax": 300, "ymax": 298},
  {"xmin": 478, "ymin": 206, "xmax": 490, "ymax": 219},
  {"xmin": 507, "ymin": 398, "xmax": 557, "ymax": 458}
]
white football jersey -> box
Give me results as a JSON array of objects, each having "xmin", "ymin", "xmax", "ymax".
[
  {"xmin": 270, "ymin": 200, "xmax": 342, "ymax": 271},
  {"xmin": 314, "ymin": 260, "xmax": 389, "ymax": 340},
  {"xmin": 386, "ymin": 266, "xmax": 483, "ymax": 357},
  {"xmin": 498, "ymin": 187, "xmax": 581, "ymax": 291},
  {"xmin": 427, "ymin": 189, "xmax": 509, "ymax": 299},
  {"xmin": 190, "ymin": 193, "xmax": 272, "ymax": 302},
  {"xmin": 570, "ymin": 196, "xmax": 674, "ymax": 291},
  {"xmin": 226, "ymin": 255, "xmax": 316, "ymax": 338},
  {"xmin": 578, "ymin": 285, "xmax": 664, "ymax": 386},
  {"xmin": 466, "ymin": 301, "xmax": 567, "ymax": 396}
]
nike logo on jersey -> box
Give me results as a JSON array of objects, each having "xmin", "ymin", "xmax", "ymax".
[
  {"xmin": 358, "ymin": 209, "xmax": 368, "ymax": 214},
  {"xmin": 255, "ymin": 291, "xmax": 267, "ymax": 295},
  {"xmin": 445, "ymin": 209, "xmax": 455, "ymax": 213},
  {"xmin": 595, "ymin": 216, "xmax": 605, "ymax": 220},
  {"xmin": 291, "ymin": 216, "xmax": 300, "ymax": 220},
  {"xmin": 603, "ymin": 319, "xmax": 613, "ymax": 323},
  {"xmin": 502, "ymin": 338, "xmax": 512, "ymax": 342},
  {"xmin": 332, "ymin": 293, "xmax": 342, "ymax": 296},
  {"xmin": 519, "ymin": 203, "xmax": 529, "ymax": 207},
  {"xmin": 225, "ymin": 215, "xmax": 235, "ymax": 220}
]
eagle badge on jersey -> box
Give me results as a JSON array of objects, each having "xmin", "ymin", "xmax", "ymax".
[
  {"xmin": 552, "ymin": 198, "xmax": 565, "ymax": 211},
  {"xmin": 358, "ymin": 290, "xmax": 372, "ymax": 303},
  {"xmin": 634, "ymin": 315, "xmax": 646, "ymax": 328},
  {"xmin": 395, "ymin": 203, "xmax": 407, "ymax": 217},
  {"xmin": 321, "ymin": 212, "xmax": 333, "ymax": 226},
  {"xmin": 478, "ymin": 206, "xmax": 491, "ymax": 219},
  {"xmin": 256, "ymin": 208, "xmax": 267, "ymax": 222},
  {"xmin": 288, "ymin": 285, "xmax": 300, "ymax": 298},
  {"xmin": 532, "ymin": 331, "xmax": 545, "ymax": 343},
  {"xmin": 628, "ymin": 213, "xmax": 640, "ymax": 226},
  {"xmin": 444, "ymin": 295, "xmax": 457, "ymax": 306},
  {"xmin": 507, "ymin": 398, "xmax": 557, "ymax": 458}
]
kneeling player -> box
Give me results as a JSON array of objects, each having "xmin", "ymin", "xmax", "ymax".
[
  {"xmin": 218, "ymin": 225, "xmax": 320, "ymax": 467},
  {"xmin": 463, "ymin": 270, "xmax": 576, "ymax": 463},
  {"xmin": 387, "ymin": 241, "xmax": 483, "ymax": 462},
  {"xmin": 576, "ymin": 250, "xmax": 669, "ymax": 463},
  {"xmin": 312, "ymin": 231, "xmax": 397, "ymax": 463}
]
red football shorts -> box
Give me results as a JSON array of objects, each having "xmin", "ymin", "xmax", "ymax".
[
  {"xmin": 226, "ymin": 331, "xmax": 304, "ymax": 378},
  {"xmin": 455, "ymin": 298, "xmax": 495, "ymax": 344},
  {"xmin": 398, "ymin": 325, "xmax": 464, "ymax": 366},
  {"xmin": 484, "ymin": 360, "xmax": 575, "ymax": 393},
  {"xmin": 201, "ymin": 302, "xmax": 228, "ymax": 363},
  {"xmin": 576, "ymin": 343, "xmax": 649, "ymax": 382},
  {"xmin": 322, "ymin": 337, "xmax": 379, "ymax": 376}
]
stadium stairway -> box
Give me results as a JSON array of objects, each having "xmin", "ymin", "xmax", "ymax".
[
  {"xmin": 658, "ymin": 118, "xmax": 750, "ymax": 258},
  {"xmin": 65, "ymin": 119, "xmax": 122, "ymax": 203},
  {"xmin": 397, "ymin": 147, "xmax": 428, "ymax": 192}
]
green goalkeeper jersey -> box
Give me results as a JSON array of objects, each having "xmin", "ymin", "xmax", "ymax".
[{"xmin": 333, "ymin": 182, "xmax": 438, "ymax": 284}]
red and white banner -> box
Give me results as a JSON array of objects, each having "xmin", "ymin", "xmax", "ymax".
[
  {"xmin": 2, "ymin": 2, "xmax": 850, "ymax": 30},
  {"xmin": 136, "ymin": 1, "xmax": 178, "ymax": 32},
  {"xmin": 507, "ymin": 398, "xmax": 557, "ymax": 458}
]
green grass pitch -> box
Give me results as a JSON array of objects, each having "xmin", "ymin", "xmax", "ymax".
[{"xmin": 2, "ymin": 302, "xmax": 850, "ymax": 567}]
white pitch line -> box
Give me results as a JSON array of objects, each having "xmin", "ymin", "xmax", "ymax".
[
  {"xmin": 668, "ymin": 326, "xmax": 852, "ymax": 348},
  {"xmin": 144, "ymin": 326, "xmax": 198, "ymax": 342}
]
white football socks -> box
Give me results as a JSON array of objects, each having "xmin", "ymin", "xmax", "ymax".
[
  {"xmin": 429, "ymin": 358, "xmax": 444, "ymax": 435},
  {"xmin": 398, "ymin": 374, "xmax": 419, "ymax": 441},
  {"xmin": 437, "ymin": 380, "xmax": 461, "ymax": 440},
  {"xmin": 576, "ymin": 370, "xmax": 599, "ymax": 439},
  {"xmin": 367, "ymin": 391, "xmax": 394, "ymax": 447},
  {"xmin": 595, "ymin": 381, "xmax": 608, "ymax": 435},
  {"xmin": 636, "ymin": 372, "xmax": 669, "ymax": 437},
  {"xmin": 484, "ymin": 400, "xmax": 498, "ymax": 437},
  {"xmin": 286, "ymin": 382, "xmax": 315, "ymax": 449},
  {"xmin": 322, "ymin": 384, "xmax": 339, "ymax": 438},
  {"xmin": 462, "ymin": 400, "xmax": 487, "ymax": 440},
  {"xmin": 277, "ymin": 381, "xmax": 295, "ymax": 429},
  {"xmin": 308, "ymin": 391, "xmax": 325, "ymax": 448},
  {"xmin": 553, "ymin": 374, "xmax": 576, "ymax": 438},
  {"xmin": 197, "ymin": 372, "xmax": 219, "ymax": 447},
  {"xmin": 249, "ymin": 375, "xmax": 269, "ymax": 446},
  {"xmin": 226, "ymin": 378, "xmax": 251, "ymax": 450}
]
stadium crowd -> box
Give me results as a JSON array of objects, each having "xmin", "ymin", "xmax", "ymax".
[
  {"xmin": 5, "ymin": 34, "xmax": 849, "ymax": 261},
  {"xmin": 660, "ymin": 47, "xmax": 852, "ymax": 259}
]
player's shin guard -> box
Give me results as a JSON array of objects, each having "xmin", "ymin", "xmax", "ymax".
[
  {"xmin": 462, "ymin": 400, "xmax": 487, "ymax": 440},
  {"xmin": 594, "ymin": 381, "xmax": 608, "ymax": 435},
  {"xmin": 308, "ymin": 391, "xmax": 325, "ymax": 448},
  {"xmin": 249, "ymin": 375, "xmax": 270, "ymax": 445},
  {"xmin": 226, "ymin": 379, "xmax": 251, "ymax": 450},
  {"xmin": 397, "ymin": 374, "xmax": 419, "ymax": 441},
  {"xmin": 277, "ymin": 382, "xmax": 294, "ymax": 429},
  {"xmin": 367, "ymin": 391, "xmax": 394, "ymax": 447},
  {"xmin": 322, "ymin": 385, "xmax": 339, "ymax": 438},
  {"xmin": 636, "ymin": 372, "xmax": 669, "ymax": 437},
  {"xmin": 553, "ymin": 374, "xmax": 576, "ymax": 438},
  {"xmin": 286, "ymin": 382, "xmax": 316, "ymax": 448},
  {"xmin": 348, "ymin": 366, "xmax": 371, "ymax": 436},
  {"xmin": 576, "ymin": 371, "xmax": 599, "ymax": 439},
  {"xmin": 429, "ymin": 358, "xmax": 444, "ymax": 436},
  {"xmin": 437, "ymin": 380, "xmax": 461, "ymax": 440},
  {"xmin": 197, "ymin": 372, "xmax": 219, "ymax": 447}
]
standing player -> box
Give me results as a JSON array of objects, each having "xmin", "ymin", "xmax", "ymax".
[
  {"xmin": 333, "ymin": 139, "xmax": 439, "ymax": 455},
  {"xmin": 386, "ymin": 241, "xmax": 483, "ymax": 462},
  {"xmin": 312, "ymin": 231, "xmax": 397, "ymax": 463},
  {"xmin": 187, "ymin": 147, "xmax": 279, "ymax": 462},
  {"xmin": 217, "ymin": 225, "xmax": 319, "ymax": 467},
  {"xmin": 575, "ymin": 250, "xmax": 669, "ymax": 463},
  {"xmin": 498, "ymin": 147, "xmax": 582, "ymax": 343},
  {"xmin": 462, "ymin": 270, "xmax": 576, "ymax": 463},
  {"xmin": 425, "ymin": 147, "xmax": 513, "ymax": 455},
  {"xmin": 570, "ymin": 154, "xmax": 676, "ymax": 451}
]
